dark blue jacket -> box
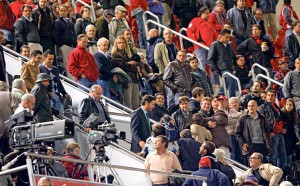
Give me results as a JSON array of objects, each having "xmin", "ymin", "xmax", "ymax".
[
  {"xmin": 256, "ymin": 0, "xmax": 278, "ymax": 14},
  {"xmin": 94, "ymin": 51, "xmax": 114, "ymax": 81},
  {"xmin": 146, "ymin": 36, "xmax": 163, "ymax": 68},
  {"xmin": 148, "ymin": 0, "xmax": 164, "ymax": 15},
  {"xmin": 189, "ymin": 98, "xmax": 200, "ymax": 114},
  {"xmin": 149, "ymin": 103, "xmax": 168, "ymax": 122},
  {"xmin": 53, "ymin": 17, "xmax": 77, "ymax": 48},
  {"xmin": 183, "ymin": 167, "xmax": 229, "ymax": 186},
  {"xmin": 178, "ymin": 137, "xmax": 201, "ymax": 171}
]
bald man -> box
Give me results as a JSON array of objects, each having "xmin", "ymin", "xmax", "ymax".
[
  {"xmin": 37, "ymin": 177, "xmax": 52, "ymax": 186},
  {"xmin": 14, "ymin": 93, "xmax": 35, "ymax": 114}
]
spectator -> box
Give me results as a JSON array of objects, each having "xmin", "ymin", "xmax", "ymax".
[
  {"xmin": 207, "ymin": 29, "xmax": 237, "ymax": 97},
  {"xmin": 75, "ymin": 6, "xmax": 93, "ymax": 36},
  {"xmin": 14, "ymin": 4, "xmax": 41, "ymax": 53},
  {"xmin": 98, "ymin": 0, "xmax": 125, "ymax": 11},
  {"xmin": 154, "ymin": 29, "xmax": 178, "ymax": 74},
  {"xmin": 260, "ymin": 90, "xmax": 267, "ymax": 101},
  {"xmin": 130, "ymin": 95, "xmax": 156, "ymax": 153},
  {"xmin": 122, "ymin": 28, "xmax": 137, "ymax": 58},
  {"xmin": 37, "ymin": 177, "xmax": 52, "ymax": 186},
  {"xmin": 51, "ymin": 2, "xmax": 60, "ymax": 18},
  {"xmin": 10, "ymin": 0, "xmax": 27, "ymax": 19},
  {"xmin": 147, "ymin": 0, "xmax": 164, "ymax": 29},
  {"xmin": 240, "ymin": 174, "xmax": 259, "ymax": 186},
  {"xmin": 256, "ymin": 0, "xmax": 278, "ymax": 39},
  {"xmin": 78, "ymin": 85, "xmax": 110, "ymax": 129},
  {"xmin": 253, "ymin": 8, "xmax": 266, "ymax": 36},
  {"xmin": 109, "ymin": 5, "xmax": 130, "ymax": 45},
  {"xmin": 237, "ymin": 24, "xmax": 274, "ymax": 83},
  {"xmin": 161, "ymin": 0, "xmax": 172, "ymax": 28},
  {"xmin": 14, "ymin": 93, "xmax": 35, "ymax": 114},
  {"xmin": 183, "ymin": 156, "xmax": 229, "ymax": 186},
  {"xmin": 111, "ymin": 36, "xmax": 140, "ymax": 109},
  {"xmin": 241, "ymin": 81, "xmax": 265, "ymax": 109},
  {"xmin": 189, "ymin": 56, "xmax": 213, "ymax": 97},
  {"xmin": 178, "ymin": 129, "xmax": 202, "ymax": 171},
  {"xmin": 46, "ymin": 147, "xmax": 68, "ymax": 178},
  {"xmin": 86, "ymin": 24, "xmax": 98, "ymax": 54},
  {"xmin": 208, "ymin": 0, "xmax": 227, "ymax": 34},
  {"xmin": 68, "ymin": 34, "xmax": 99, "ymax": 89},
  {"xmin": 223, "ymin": 23, "xmax": 237, "ymax": 53},
  {"xmin": 0, "ymin": 81, "xmax": 18, "ymax": 156},
  {"xmin": 236, "ymin": 100, "xmax": 271, "ymax": 163},
  {"xmin": 284, "ymin": 20, "xmax": 300, "ymax": 70},
  {"xmin": 173, "ymin": 0, "xmax": 199, "ymax": 29},
  {"xmin": 199, "ymin": 141, "xmax": 218, "ymax": 169},
  {"xmin": 145, "ymin": 135, "xmax": 182, "ymax": 185},
  {"xmin": 94, "ymin": 9, "xmax": 113, "ymax": 40},
  {"xmin": 20, "ymin": 45, "xmax": 30, "ymax": 58},
  {"xmin": 189, "ymin": 87, "xmax": 205, "ymax": 114},
  {"xmin": 39, "ymin": 49, "xmax": 70, "ymax": 114},
  {"xmin": 190, "ymin": 113, "xmax": 212, "ymax": 143},
  {"xmin": 163, "ymin": 50, "xmax": 191, "ymax": 107},
  {"xmin": 31, "ymin": 73, "xmax": 53, "ymax": 122},
  {"xmin": 32, "ymin": 0, "xmax": 55, "ymax": 52},
  {"xmin": 279, "ymin": 0, "xmax": 299, "ymax": 37},
  {"xmin": 187, "ymin": 6, "xmax": 217, "ymax": 70},
  {"xmin": 146, "ymin": 29, "xmax": 163, "ymax": 73},
  {"xmin": 172, "ymin": 96, "xmax": 193, "ymax": 132},
  {"xmin": 20, "ymin": 49, "xmax": 43, "ymax": 91},
  {"xmin": 0, "ymin": 0, "xmax": 15, "ymax": 44},
  {"xmin": 129, "ymin": 0, "xmax": 148, "ymax": 49},
  {"xmin": 65, "ymin": 2, "xmax": 81, "ymax": 25},
  {"xmin": 258, "ymin": 90, "xmax": 286, "ymax": 169},
  {"xmin": 227, "ymin": 0, "xmax": 252, "ymax": 45},
  {"xmin": 149, "ymin": 93, "xmax": 168, "ymax": 122},
  {"xmin": 11, "ymin": 78, "xmax": 27, "ymax": 102},
  {"xmin": 274, "ymin": 58, "xmax": 290, "ymax": 99},
  {"xmin": 234, "ymin": 55, "xmax": 252, "ymax": 90},
  {"xmin": 235, "ymin": 152, "xmax": 283, "ymax": 186},
  {"xmin": 94, "ymin": 37, "xmax": 114, "ymax": 98},
  {"xmin": 199, "ymin": 97, "xmax": 214, "ymax": 117}
]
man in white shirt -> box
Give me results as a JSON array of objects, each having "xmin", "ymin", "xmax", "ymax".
[{"xmin": 14, "ymin": 93, "xmax": 35, "ymax": 114}]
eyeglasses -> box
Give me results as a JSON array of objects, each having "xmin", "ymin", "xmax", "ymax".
[{"xmin": 249, "ymin": 157, "xmax": 260, "ymax": 160}]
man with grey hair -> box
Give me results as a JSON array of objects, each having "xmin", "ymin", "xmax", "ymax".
[
  {"xmin": 109, "ymin": 5, "xmax": 130, "ymax": 44},
  {"xmin": 0, "ymin": 81, "xmax": 19, "ymax": 155},
  {"xmin": 37, "ymin": 176, "xmax": 52, "ymax": 186},
  {"xmin": 94, "ymin": 38, "xmax": 113, "ymax": 98},
  {"xmin": 86, "ymin": 24, "xmax": 98, "ymax": 54},
  {"xmin": 14, "ymin": 93, "xmax": 35, "ymax": 114},
  {"xmin": 11, "ymin": 78, "xmax": 27, "ymax": 102}
]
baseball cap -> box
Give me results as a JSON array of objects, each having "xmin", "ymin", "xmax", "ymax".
[{"xmin": 199, "ymin": 157, "xmax": 211, "ymax": 167}]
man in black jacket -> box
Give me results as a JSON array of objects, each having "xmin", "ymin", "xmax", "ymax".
[
  {"xmin": 75, "ymin": 6, "xmax": 94, "ymax": 36},
  {"xmin": 171, "ymin": 96, "xmax": 193, "ymax": 133},
  {"xmin": 284, "ymin": 20, "xmax": 300, "ymax": 70},
  {"xmin": 149, "ymin": 93, "xmax": 168, "ymax": 122},
  {"xmin": 0, "ymin": 32, "xmax": 6, "ymax": 82},
  {"xmin": 241, "ymin": 81, "xmax": 265, "ymax": 109},
  {"xmin": 146, "ymin": 29, "xmax": 163, "ymax": 73}
]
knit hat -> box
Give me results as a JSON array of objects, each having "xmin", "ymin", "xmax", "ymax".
[
  {"xmin": 245, "ymin": 174, "xmax": 258, "ymax": 185},
  {"xmin": 199, "ymin": 157, "xmax": 211, "ymax": 168}
]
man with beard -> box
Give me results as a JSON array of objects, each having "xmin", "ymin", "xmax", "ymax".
[{"xmin": 241, "ymin": 81, "xmax": 265, "ymax": 109}]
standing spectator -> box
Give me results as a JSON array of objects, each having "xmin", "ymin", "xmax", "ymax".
[
  {"xmin": 74, "ymin": 6, "xmax": 93, "ymax": 36},
  {"xmin": 0, "ymin": 81, "xmax": 18, "ymax": 156},
  {"xmin": 171, "ymin": 96, "xmax": 193, "ymax": 133},
  {"xmin": 65, "ymin": 2, "xmax": 81, "ymax": 25},
  {"xmin": 163, "ymin": 50, "xmax": 191, "ymax": 107},
  {"xmin": 253, "ymin": 8, "xmax": 266, "ymax": 36},
  {"xmin": 85, "ymin": 25, "xmax": 98, "ymax": 54},
  {"xmin": 208, "ymin": 0, "xmax": 227, "ymax": 34},
  {"xmin": 279, "ymin": 0, "xmax": 299, "ymax": 37},
  {"xmin": 256, "ymin": 0, "xmax": 278, "ymax": 39},
  {"xmin": 146, "ymin": 29, "xmax": 163, "ymax": 73},
  {"xmin": 11, "ymin": 79, "xmax": 27, "ymax": 102},
  {"xmin": 147, "ymin": 0, "xmax": 164, "ymax": 29},
  {"xmin": 68, "ymin": 34, "xmax": 99, "ymax": 89},
  {"xmin": 274, "ymin": 58, "xmax": 290, "ymax": 99},
  {"xmin": 190, "ymin": 113, "xmax": 212, "ymax": 143},
  {"xmin": 94, "ymin": 37, "xmax": 114, "ymax": 98},
  {"xmin": 32, "ymin": 0, "xmax": 55, "ymax": 52},
  {"xmin": 131, "ymin": 95, "xmax": 156, "ymax": 153},
  {"xmin": 241, "ymin": 81, "xmax": 265, "ymax": 109},
  {"xmin": 235, "ymin": 152, "xmax": 283, "ymax": 186},
  {"xmin": 14, "ymin": 4, "xmax": 41, "ymax": 53},
  {"xmin": 0, "ymin": 0, "xmax": 15, "ymax": 44},
  {"xmin": 207, "ymin": 29, "xmax": 237, "ymax": 97},
  {"xmin": 0, "ymin": 32, "xmax": 6, "ymax": 82},
  {"xmin": 284, "ymin": 20, "xmax": 300, "ymax": 70},
  {"xmin": 199, "ymin": 97, "xmax": 214, "ymax": 118},
  {"xmin": 20, "ymin": 49, "xmax": 43, "ymax": 91},
  {"xmin": 189, "ymin": 87, "xmax": 205, "ymax": 114},
  {"xmin": 161, "ymin": 0, "xmax": 173, "ymax": 28},
  {"xmin": 31, "ymin": 73, "xmax": 53, "ymax": 122},
  {"xmin": 183, "ymin": 157, "xmax": 229, "ymax": 186},
  {"xmin": 94, "ymin": 9, "xmax": 113, "ymax": 40},
  {"xmin": 109, "ymin": 5, "xmax": 130, "ymax": 45},
  {"xmin": 20, "ymin": 45, "xmax": 30, "ymax": 58},
  {"xmin": 154, "ymin": 29, "xmax": 178, "ymax": 74},
  {"xmin": 227, "ymin": 0, "xmax": 252, "ymax": 45},
  {"xmin": 223, "ymin": 23, "xmax": 237, "ymax": 53},
  {"xmin": 130, "ymin": 0, "xmax": 148, "ymax": 49},
  {"xmin": 236, "ymin": 100, "xmax": 271, "ymax": 162},
  {"xmin": 122, "ymin": 28, "xmax": 137, "ymax": 58},
  {"xmin": 234, "ymin": 55, "xmax": 252, "ymax": 90},
  {"xmin": 258, "ymin": 90, "xmax": 286, "ymax": 169},
  {"xmin": 187, "ymin": 7, "xmax": 217, "ymax": 70},
  {"xmin": 173, "ymin": 0, "xmax": 198, "ymax": 29},
  {"xmin": 145, "ymin": 135, "xmax": 182, "ymax": 185},
  {"xmin": 111, "ymin": 36, "xmax": 140, "ymax": 109},
  {"xmin": 149, "ymin": 93, "xmax": 168, "ymax": 122},
  {"xmin": 98, "ymin": 0, "xmax": 125, "ymax": 11}
]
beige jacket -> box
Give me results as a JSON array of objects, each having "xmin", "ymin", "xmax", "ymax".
[
  {"xmin": 235, "ymin": 163, "xmax": 283, "ymax": 186},
  {"xmin": 108, "ymin": 17, "xmax": 131, "ymax": 45},
  {"xmin": 190, "ymin": 124, "xmax": 212, "ymax": 143},
  {"xmin": 154, "ymin": 42, "xmax": 177, "ymax": 74}
]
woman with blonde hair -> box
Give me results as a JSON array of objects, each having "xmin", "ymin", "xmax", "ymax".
[{"xmin": 122, "ymin": 28, "xmax": 137, "ymax": 58}]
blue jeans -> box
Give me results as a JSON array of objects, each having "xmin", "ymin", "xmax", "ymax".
[
  {"xmin": 195, "ymin": 48, "xmax": 208, "ymax": 70},
  {"xmin": 165, "ymin": 86, "xmax": 175, "ymax": 108},
  {"xmin": 78, "ymin": 78, "xmax": 96, "ymax": 91},
  {"xmin": 136, "ymin": 11, "xmax": 147, "ymax": 49},
  {"xmin": 270, "ymin": 134, "xmax": 286, "ymax": 169},
  {"xmin": 230, "ymin": 135, "xmax": 245, "ymax": 164},
  {"xmin": 51, "ymin": 96, "xmax": 64, "ymax": 113},
  {"xmin": 219, "ymin": 70, "xmax": 237, "ymax": 97},
  {"xmin": 97, "ymin": 79, "xmax": 111, "ymax": 99}
]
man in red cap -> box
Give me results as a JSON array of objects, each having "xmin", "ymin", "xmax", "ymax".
[{"xmin": 183, "ymin": 157, "xmax": 229, "ymax": 186}]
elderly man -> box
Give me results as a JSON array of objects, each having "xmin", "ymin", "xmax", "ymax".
[
  {"xmin": 14, "ymin": 93, "xmax": 35, "ymax": 114},
  {"xmin": 235, "ymin": 152, "xmax": 283, "ymax": 186},
  {"xmin": 11, "ymin": 78, "xmax": 27, "ymax": 102},
  {"xmin": 94, "ymin": 37, "xmax": 114, "ymax": 98},
  {"xmin": 86, "ymin": 25, "xmax": 98, "ymax": 54},
  {"xmin": 37, "ymin": 177, "xmax": 52, "ymax": 186}
]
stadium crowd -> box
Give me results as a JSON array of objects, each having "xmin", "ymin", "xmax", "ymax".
[{"xmin": 0, "ymin": 0, "xmax": 300, "ymax": 185}]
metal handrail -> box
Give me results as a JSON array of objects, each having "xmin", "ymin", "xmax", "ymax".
[
  {"xmin": 0, "ymin": 165, "xmax": 27, "ymax": 176},
  {"xmin": 72, "ymin": 0, "xmax": 96, "ymax": 22},
  {"xmin": 143, "ymin": 11, "xmax": 162, "ymax": 37},
  {"xmin": 224, "ymin": 157, "xmax": 249, "ymax": 171},
  {"xmin": 145, "ymin": 20, "xmax": 210, "ymax": 50},
  {"xmin": 251, "ymin": 63, "xmax": 271, "ymax": 87},
  {"xmin": 221, "ymin": 72, "xmax": 242, "ymax": 98},
  {"xmin": 179, "ymin": 27, "xmax": 187, "ymax": 50},
  {"xmin": 256, "ymin": 74, "xmax": 283, "ymax": 90}
]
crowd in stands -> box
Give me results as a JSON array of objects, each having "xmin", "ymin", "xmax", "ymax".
[{"xmin": 0, "ymin": 0, "xmax": 300, "ymax": 185}]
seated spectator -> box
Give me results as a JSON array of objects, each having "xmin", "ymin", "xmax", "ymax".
[
  {"xmin": 234, "ymin": 55, "xmax": 252, "ymax": 90},
  {"xmin": 189, "ymin": 56, "xmax": 213, "ymax": 97},
  {"xmin": 94, "ymin": 9, "xmax": 113, "ymax": 40},
  {"xmin": 241, "ymin": 81, "xmax": 265, "ymax": 109},
  {"xmin": 240, "ymin": 174, "xmax": 259, "ymax": 186},
  {"xmin": 149, "ymin": 93, "xmax": 168, "ymax": 122},
  {"xmin": 122, "ymin": 28, "xmax": 137, "ymax": 58},
  {"xmin": 190, "ymin": 113, "xmax": 212, "ymax": 143},
  {"xmin": 189, "ymin": 87, "xmax": 205, "ymax": 114},
  {"xmin": 20, "ymin": 45, "xmax": 30, "ymax": 58},
  {"xmin": 178, "ymin": 129, "xmax": 202, "ymax": 171},
  {"xmin": 235, "ymin": 152, "xmax": 283, "ymax": 186},
  {"xmin": 75, "ymin": 6, "xmax": 94, "ymax": 36},
  {"xmin": 11, "ymin": 78, "xmax": 28, "ymax": 102},
  {"xmin": 86, "ymin": 24, "xmax": 98, "ymax": 54},
  {"xmin": 199, "ymin": 141, "xmax": 218, "ymax": 170},
  {"xmin": 46, "ymin": 147, "xmax": 68, "ymax": 178},
  {"xmin": 199, "ymin": 97, "xmax": 214, "ymax": 118},
  {"xmin": 274, "ymin": 57, "xmax": 290, "ymax": 99},
  {"xmin": 171, "ymin": 96, "xmax": 193, "ymax": 132},
  {"xmin": 61, "ymin": 142, "xmax": 89, "ymax": 180},
  {"xmin": 145, "ymin": 135, "xmax": 182, "ymax": 185},
  {"xmin": 182, "ymin": 157, "xmax": 229, "ymax": 186},
  {"xmin": 14, "ymin": 93, "xmax": 35, "ymax": 114}
]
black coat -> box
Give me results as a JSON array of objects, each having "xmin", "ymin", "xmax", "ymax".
[
  {"xmin": 171, "ymin": 109, "xmax": 193, "ymax": 132},
  {"xmin": 178, "ymin": 137, "xmax": 201, "ymax": 171},
  {"xmin": 149, "ymin": 104, "xmax": 168, "ymax": 122},
  {"xmin": 234, "ymin": 65, "xmax": 251, "ymax": 86},
  {"xmin": 189, "ymin": 98, "xmax": 200, "ymax": 114},
  {"xmin": 31, "ymin": 82, "xmax": 53, "ymax": 122},
  {"xmin": 94, "ymin": 16, "xmax": 109, "ymax": 40},
  {"xmin": 284, "ymin": 33, "xmax": 300, "ymax": 70},
  {"xmin": 0, "ymin": 46, "xmax": 5, "ymax": 81},
  {"xmin": 32, "ymin": 5, "xmax": 54, "ymax": 37},
  {"xmin": 241, "ymin": 93, "xmax": 264, "ymax": 109},
  {"xmin": 282, "ymin": 112, "xmax": 298, "ymax": 156},
  {"xmin": 74, "ymin": 18, "xmax": 94, "ymax": 36},
  {"xmin": 94, "ymin": 51, "xmax": 114, "ymax": 81},
  {"xmin": 53, "ymin": 17, "xmax": 77, "ymax": 47},
  {"xmin": 130, "ymin": 107, "xmax": 151, "ymax": 153}
]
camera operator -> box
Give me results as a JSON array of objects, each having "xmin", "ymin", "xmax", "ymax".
[
  {"xmin": 78, "ymin": 85, "xmax": 110, "ymax": 132},
  {"xmin": 14, "ymin": 94, "xmax": 35, "ymax": 114}
]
